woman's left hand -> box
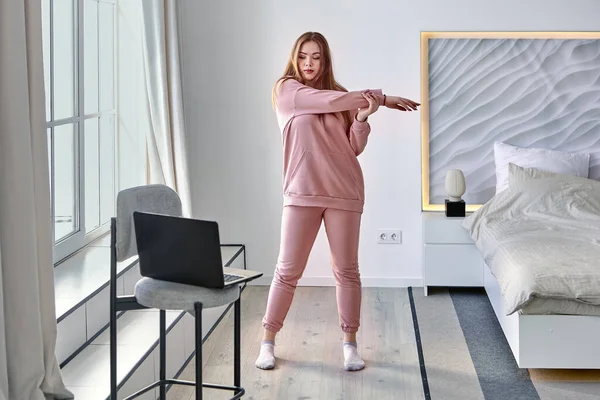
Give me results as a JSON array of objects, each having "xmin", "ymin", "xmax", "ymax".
[{"xmin": 356, "ymin": 92, "xmax": 380, "ymax": 122}]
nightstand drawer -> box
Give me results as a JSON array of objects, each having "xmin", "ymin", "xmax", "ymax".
[
  {"xmin": 423, "ymin": 213, "xmax": 473, "ymax": 244},
  {"xmin": 424, "ymin": 244, "xmax": 483, "ymax": 286}
]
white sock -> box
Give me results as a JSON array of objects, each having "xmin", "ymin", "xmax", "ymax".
[
  {"xmin": 255, "ymin": 340, "xmax": 275, "ymax": 370},
  {"xmin": 343, "ymin": 342, "xmax": 365, "ymax": 371}
]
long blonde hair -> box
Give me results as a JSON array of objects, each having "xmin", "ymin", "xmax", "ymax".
[{"xmin": 272, "ymin": 32, "xmax": 352, "ymax": 128}]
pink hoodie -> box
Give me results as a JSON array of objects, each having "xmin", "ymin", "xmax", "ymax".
[{"xmin": 274, "ymin": 79, "xmax": 384, "ymax": 213}]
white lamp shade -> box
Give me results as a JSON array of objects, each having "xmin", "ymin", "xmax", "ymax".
[{"xmin": 445, "ymin": 169, "xmax": 466, "ymax": 201}]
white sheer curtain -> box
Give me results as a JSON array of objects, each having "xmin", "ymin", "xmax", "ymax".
[
  {"xmin": 0, "ymin": 0, "xmax": 73, "ymax": 399},
  {"xmin": 141, "ymin": 0, "xmax": 193, "ymax": 217}
]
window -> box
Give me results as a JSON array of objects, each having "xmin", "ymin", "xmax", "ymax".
[{"xmin": 42, "ymin": 0, "xmax": 116, "ymax": 263}]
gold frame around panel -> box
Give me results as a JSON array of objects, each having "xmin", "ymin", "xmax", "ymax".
[{"xmin": 420, "ymin": 31, "xmax": 600, "ymax": 212}]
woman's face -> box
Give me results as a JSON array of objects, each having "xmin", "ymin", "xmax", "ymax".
[{"xmin": 298, "ymin": 41, "xmax": 321, "ymax": 83}]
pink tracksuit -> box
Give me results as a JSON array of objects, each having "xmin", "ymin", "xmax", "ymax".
[{"xmin": 262, "ymin": 79, "xmax": 384, "ymax": 334}]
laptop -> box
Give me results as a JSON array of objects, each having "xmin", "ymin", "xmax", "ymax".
[{"xmin": 132, "ymin": 211, "xmax": 262, "ymax": 289}]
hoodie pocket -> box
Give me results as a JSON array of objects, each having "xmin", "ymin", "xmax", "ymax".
[{"xmin": 286, "ymin": 150, "xmax": 360, "ymax": 200}]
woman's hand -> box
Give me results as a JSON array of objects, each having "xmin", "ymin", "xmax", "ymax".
[
  {"xmin": 384, "ymin": 95, "xmax": 420, "ymax": 111},
  {"xmin": 356, "ymin": 92, "xmax": 380, "ymax": 122}
]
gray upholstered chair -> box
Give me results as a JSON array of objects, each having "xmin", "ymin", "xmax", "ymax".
[{"xmin": 109, "ymin": 184, "xmax": 245, "ymax": 400}]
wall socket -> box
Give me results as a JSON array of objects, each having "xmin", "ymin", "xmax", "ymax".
[{"xmin": 377, "ymin": 229, "xmax": 402, "ymax": 244}]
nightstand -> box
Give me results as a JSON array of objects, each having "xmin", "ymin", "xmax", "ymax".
[{"xmin": 422, "ymin": 212, "xmax": 484, "ymax": 296}]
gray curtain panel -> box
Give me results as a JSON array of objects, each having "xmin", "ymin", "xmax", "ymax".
[
  {"xmin": 141, "ymin": 0, "xmax": 193, "ymax": 217},
  {"xmin": 0, "ymin": 0, "xmax": 73, "ymax": 398}
]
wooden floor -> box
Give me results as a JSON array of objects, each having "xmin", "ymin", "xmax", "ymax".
[{"xmin": 168, "ymin": 286, "xmax": 424, "ymax": 400}]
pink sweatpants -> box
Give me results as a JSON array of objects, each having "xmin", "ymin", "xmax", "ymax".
[{"xmin": 262, "ymin": 206, "xmax": 362, "ymax": 334}]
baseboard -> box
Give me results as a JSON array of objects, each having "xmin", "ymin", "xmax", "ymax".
[{"xmin": 249, "ymin": 275, "xmax": 423, "ymax": 288}]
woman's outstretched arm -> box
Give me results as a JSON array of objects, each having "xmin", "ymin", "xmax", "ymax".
[{"xmin": 276, "ymin": 79, "xmax": 384, "ymax": 117}]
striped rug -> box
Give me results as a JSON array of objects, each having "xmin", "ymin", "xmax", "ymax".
[{"xmin": 409, "ymin": 287, "xmax": 600, "ymax": 400}]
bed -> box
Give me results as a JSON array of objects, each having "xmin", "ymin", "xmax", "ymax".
[
  {"xmin": 421, "ymin": 34, "xmax": 600, "ymax": 369},
  {"xmin": 462, "ymin": 163, "xmax": 600, "ymax": 369}
]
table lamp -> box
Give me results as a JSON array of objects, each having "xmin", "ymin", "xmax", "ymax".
[{"xmin": 445, "ymin": 169, "xmax": 466, "ymax": 217}]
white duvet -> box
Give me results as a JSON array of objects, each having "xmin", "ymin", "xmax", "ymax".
[{"xmin": 462, "ymin": 164, "xmax": 600, "ymax": 315}]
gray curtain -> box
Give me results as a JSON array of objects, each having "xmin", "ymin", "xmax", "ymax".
[
  {"xmin": 141, "ymin": 0, "xmax": 193, "ymax": 217},
  {"xmin": 0, "ymin": 0, "xmax": 73, "ymax": 399}
]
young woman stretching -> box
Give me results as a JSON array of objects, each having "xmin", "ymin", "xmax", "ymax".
[{"xmin": 256, "ymin": 32, "xmax": 419, "ymax": 371}]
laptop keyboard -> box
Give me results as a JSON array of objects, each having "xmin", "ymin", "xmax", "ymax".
[{"xmin": 224, "ymin": 273, "xmax": 244, "ymax": 283}]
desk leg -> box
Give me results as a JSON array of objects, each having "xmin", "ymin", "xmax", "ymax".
[{"xmin": 234, "ymin": 296, "xmax": 241, "ymax": 387}]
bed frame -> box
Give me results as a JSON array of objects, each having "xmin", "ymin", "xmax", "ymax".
[{"xmin": 484, "ymin": 264, "xmax": 600, "ymax": 369}]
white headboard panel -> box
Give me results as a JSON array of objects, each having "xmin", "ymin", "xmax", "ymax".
[{"xmin": 422, "ymin": 33, "xmax": 600, "ymax": 209}]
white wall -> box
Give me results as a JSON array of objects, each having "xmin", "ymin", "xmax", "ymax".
[{"xmin": 178, "ymin": 0, "xmax": 600, "ymax": 286}]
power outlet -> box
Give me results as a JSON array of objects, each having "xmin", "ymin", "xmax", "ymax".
[{"xmin": 377, "ymin": 229, "xmax": 402, "ymax": 244}]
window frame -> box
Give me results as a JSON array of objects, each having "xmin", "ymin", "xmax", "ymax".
[{"xmin": 45, "ymin": 0, "xmax": 118, "ymax": 264}]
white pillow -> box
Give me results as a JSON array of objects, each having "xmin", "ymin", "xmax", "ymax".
[
  {"xmin": 493, "ymin": 141, "xmax": 590, "ymax": 193},
  {"xmin": 507, "ymin": 162, "xmax": 592, "ymax": 192}
]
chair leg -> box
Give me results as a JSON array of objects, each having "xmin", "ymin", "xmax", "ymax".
[
  {"xmin": 110, "ymin": 309, "xmax": 117, "ymax": 399},
  {"xmin": 159, "ymin": 309, "xmax": 167, "ymax": 399},
  {"xmin": 234, "ymin": 296, "xmax": 241, "ymax": 388},
  {"xmin": 195, "ymin": 301, "xmax": 203, "ymax": 400}
]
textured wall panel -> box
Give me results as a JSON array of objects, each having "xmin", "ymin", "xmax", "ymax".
[{"xmin": 427, "ymin": 38, "xmax": 600, "ymax": 205}]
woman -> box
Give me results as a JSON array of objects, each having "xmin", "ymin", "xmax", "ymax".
[{"xmin": 256, "ymin": 32, "xmax": 419, "ymax": 371}]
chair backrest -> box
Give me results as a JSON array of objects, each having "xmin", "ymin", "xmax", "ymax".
[{"xmin": 116, "ymin": 184, "xmax": 182, "ymax": 262}]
